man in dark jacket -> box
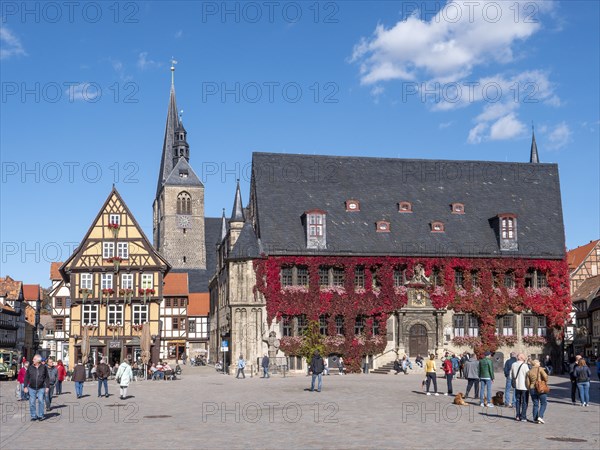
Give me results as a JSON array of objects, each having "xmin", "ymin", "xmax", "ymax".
[
  {"xmin": 503, "ymin": 352, "xmax": 517, "ymax": 407},
  {"xmin": 309, "ymin": 350, "xmax": 325, "ymax": 392},
  {"xmin": 45, "ymin": 358, "xmax": 58, "ymax": 410},
  {"xmin": 464, "ymin": 354, "xmax": 480, "ymax": 399},
  {"xmin": 96, "ymin": 358, "xmax": 111, "ymax": 398},
  {"xmin": 261, "ymin": 354, "xmax": 270, "ymax": 379},
  {"xmin": 72, "ymin": 360, "xmax": 86, "ymax": 398},
  {"xmin": 479, "ymin": 351, "xmax": 495, "ymax": 407},
  {"xmin": 24, "ymin": 354, "xmax": 49, "ymax": 421}
]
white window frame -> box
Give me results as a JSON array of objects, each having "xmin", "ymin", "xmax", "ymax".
[
  {"xmin": 121, "ymin": 273, "xmax": 133, "ymax": 290},
  {"xmin": 117, "ymin": 242, "xmax": 129, "ymax": 259},
  {"xmin": 80, "ymin": 273, "xmax": 93, "ymax": 290},
  {"xmin": 82, "ymin": 304, "xmax": 99, "ymax": 325},
  {"xmin": 468, "ymin": 316, "xmax": 479, "ymax": 337},
  {"xmin": 101, "ymin": 273, "xmax": 113, "ymax": 290},
  {"xmin": 308, "ymin": 214, "xmax": 323, "ymax": 237},
  {"xmin": 107, "ymin": 305, "xmax": 123, "ymax": 325},
  {"xmin": 501, "ymin": 217, "xmax": 515, "ymax": 239},
  {"xmin": 141, "ymin": 274, "xmax": 153, "ymax": 289},
  {"xmin": 523, "ymin": 315, "xmax": 534, "ymax": 336},
  {"xmin": 109, "ymin": 214, "xmax": 120, "ymax": 226},
  {"xmin": 132, "ymin": 305, "xmax": 148, "ymax": 325},
  {"xmin": 103, "ymin": 242, "xmax": 114, "ymax": 258},
  {"xmin": 453, "ymin": 314, "xmax": 466, "ymax": 337},
  {"xmin": 198, "ymin": 316, "xmax": 209, "ymax": 339}
]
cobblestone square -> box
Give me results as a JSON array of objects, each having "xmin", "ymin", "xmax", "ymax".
[{"xmin": 1, "ymin": 366, "xmax": 598, "ymax": 449}]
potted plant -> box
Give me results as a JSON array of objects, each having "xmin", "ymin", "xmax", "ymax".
[
  {"xmin": 107, "ymin": 222, "xmax": 120, "ymax": 238},
  {"xmin": 79, "ymin": 288, "xmax": 91, "ymax": 303}
]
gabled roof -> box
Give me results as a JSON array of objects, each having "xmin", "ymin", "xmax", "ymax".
[
  {"xmin": 0, "ymin": 276, "xmax": 23, "ymax": 300},
  {"xmin": 60, "ymin": 186, "xmax": 171, "ymax": 282},
  {"xmin": 23, "ymin": 284, "xmax": 41, "ymax": 301},
  {"xmin": 163, "ymin": 157, "xmax": 203, "ymax": 187},
  {"xmin": 50, "ymin": 262, "xmax": 63, "ymax": 281},
  {"xmin": 572, "ymin": 275, "xmax": 600, "ymax": 303},
  {"xmin": 251, "ymin": 152, "xmax": 566, "ymax": 259},
  {"xmin": 163, "ymin": 273, "xmax": 189, "ymax": 296},
  {"xmin": 568, "ymin": 240, "xmax": 599, "ymax": 272}
]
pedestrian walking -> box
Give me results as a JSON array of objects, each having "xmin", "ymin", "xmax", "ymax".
[
  {"xmin": 56, "ymin": 360, "xmax": 66, "ymax": 395},
  {"xmin": 503, "ymin": 352, "xmax": 517, "ymax": 407},
  {"xmin": 235, "ymin": 355, "xmax": 246, "ymax": 379},
  {"xmin": 425, "ymin": 354, "xmax": 439, "ymax": 396},
  {"xmin": 96, "ymin": 358, "xmax": 110, "ymax": 398},
  {"xmin": 338, "ymin": 357, "xmax": 345, "ymax": 375},
  {"xmin": 569, "ymin": 355, "xmax": 581, "ymax": 404},
  {"xmin": 464, "ymin": 354, "xmax": 480, "ymax": 399},
  {"xmin": 261, "ymin": 354, "xmax": 270, "ymax": 378},
  {"xmin": 181, "ymin": 353, "xmax": 187, "ymax": 365},
  {"xmin": 543, "ymin": 355, "xmax": 553, "ymax": 375},
  {"xmin": 511, "ymin": 353, "xmax": 530, "ymax": 421},
  {"xmin": 323, "ymin": 357, "xmax": 329, "ymax": 375},
  {"xmin": 527, "ymin": 359, "xmax": 549, "ymax": 423},
  {"xmin": 45, "ymin": 358, "xmax": 58, "ymax": 410},
  {"xmin": 17, "ymin": 362, "xmax": 28, "ymax": 401},
  {"xmin": 442, "ymin": 356, "xmax": 454, "ymax": 395},
  {"xmin": 115, "ymin": 359, "xmax": 133, "ymax": 400},
  {"xmin": 23, "ymin": 355, "xmax": 49, "ymax": 421},
  {"xmin": 459, "ymin": 353, "xmax": 468, "ymax": 379},
  {"xmin": 72, "ymin": 360, "xmax": 86, "ymax": 398},
  {"xmin": 574, "ymin": 358, "xmax": 592, "ymax": 406},
  {"xmin": 479, "ymin": 351, "xmax": 495, "ymax": 407},
  {"xmin": 309, "ymin": 350, "xmax": 325, "ymax": 392}
]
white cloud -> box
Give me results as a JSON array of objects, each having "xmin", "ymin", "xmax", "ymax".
[
  {"xmin": 137, "ymin": 52, "xmax": 160, "ymax": 70},
  {"xmin": 351, "ymin": 1, "xmax": 549, "ymax": 85},
  {"xmin": 439, "ymin": 121, "xmax": 453, "ymax": 129},
  {"xmin": 467, "ymin": 123, "xmax": 488, "ymax": 144},
  {"xmin": 0, "ymin": 25, "xmax": 27, "ymax": 60},
  {"xmin": 65, "ymin": 83, "xmax": 100, "ymax": 102},
  {"xmin": 175, "ymin": 30, "xmax": 183, "ymax": 39},
  {"xmin": 547, "ymin": 122, "xmax": 572, "ymax": 149},
  {"xmin": 489, "ymin": 113, "xmax": 527, "ymax": 140}
]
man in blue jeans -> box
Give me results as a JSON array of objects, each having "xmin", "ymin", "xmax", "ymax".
[
  {"xmin": 479, "ymin": 351, "xmax": 495, "ymax": 407},
  {"xmin": 23, "ymin": 355, "xmax": 49, "ymax": 421},
  {"xmin": 309, "ymin": 350, "xmax": 325, "ymax": 392},
  {"xmin": 503, "ymin": 352, "xmax": 517, "ymax": 407}
]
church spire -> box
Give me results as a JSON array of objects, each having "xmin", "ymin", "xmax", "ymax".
[
  {"xmin": 230, "ymin": 179, "xmax": 245, "ymax": 223},
  {"xmin": 530, "ymin": 124, "xmax": 539, "ymax": 163},
  {"xmin": 220, "ymin": 208, "xmax": 227, "ymax": 240},
  {"xmin": 156, "ymin": 61, "xmax": 182, "ymax": 196}
]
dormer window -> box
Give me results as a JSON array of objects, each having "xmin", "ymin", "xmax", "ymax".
[
  {"xmin": 346, "ymin": 200, "xmax": 360, "ymax": 212},
  {"xmin": 398, "ymin": 201, "xmax": 413, "ymax": 213},
  {"xmin": 376, "ymin": 220, "xmax": 390, "ymax": 232},
  {"xmin": 431, "ymin": 221, "xmax": 445, "ymax": 232},
  {"xmin": 305, "ymin": 209, "xmax": 327, "ymax": 249},
  {"xmin": 179, "ymin": 170, "xmax": 188, "ymax": 178},
  {"xmin": 497, "ymin": 213, "xmax": 518, "ymax": 251},
  {"xmin": 451, "ymin": 203, "xmax": 465, "ymax": 214}
]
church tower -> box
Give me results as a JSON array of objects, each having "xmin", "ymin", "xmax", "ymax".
[{"xmin": 153, "ymin": 62, "xmax": 206, "ymax": 270}]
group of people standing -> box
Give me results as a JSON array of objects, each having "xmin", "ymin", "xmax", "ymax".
[{"xmin": 16, "ymin": 355, "xmax": 134, "ymax": 422}]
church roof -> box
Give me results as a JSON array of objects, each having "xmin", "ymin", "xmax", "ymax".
[
  {"xmin": 251, "ymin": 152, "xmax": 565, "ymax": 259},
  {"xmin": 163, "ymin": 157, "xmax": 203, "ymax": 187},
  {"xmin": 156, "ymin": 85, "xmax": 180, "ymax": 196},
  {"xmin": 229, "ymin": 222, "xmax": 262, "ymax": 260}
]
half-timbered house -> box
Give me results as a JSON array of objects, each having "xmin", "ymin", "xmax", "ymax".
[{"xmin": 48, "ymin": 262, "xmax": 71, "ymax": 363}]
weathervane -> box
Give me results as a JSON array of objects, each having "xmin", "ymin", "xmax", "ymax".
[{"xmin": 170, "ymin": 57, "xmax": 178, "ymax": 85}]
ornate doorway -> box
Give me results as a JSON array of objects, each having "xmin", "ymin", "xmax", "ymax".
[{"xmin": 409, "ymin": 324, "xmax": 428, "ymax": 357}]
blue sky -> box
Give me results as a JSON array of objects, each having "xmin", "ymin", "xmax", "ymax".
[{"xmin": 1, "ymin": 1, "xmax": 599, "ymax": 286}]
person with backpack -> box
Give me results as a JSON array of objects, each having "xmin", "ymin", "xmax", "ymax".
[
  {"xmin": 309, "ymin": 350, "xmax": 325, "ymax": 392},
  {"xmin": 450, "ymin": 354, "xmax": 460, "ymax": 378},
  {"xmin": 235, "ymin": 355, "xmax": 246, "ymax": 379},
  {"xmin": 503, "ymin": 352, "xmax": 517, "ymax": 407},
  {"xmin": 442, "ymin": 356, "xmax": 454, "ymax": 395},
  {"xmin": 464, "ymin": 354, "xmax": 480, "ymax": 399},
  {"xmin": 574, "ymin": 358, "xmax": 592, "ymax": 407}
]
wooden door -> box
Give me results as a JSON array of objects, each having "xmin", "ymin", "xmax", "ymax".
[{"xmin": 409, "ymin": 324, "xmax": 428, "ymax": 357}]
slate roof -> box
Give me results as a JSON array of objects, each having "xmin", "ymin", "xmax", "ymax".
[
  {"xmin": 251, "ymin": 152, "xmax": 566, "ymax": 259},
  {"xmin": 172, "ymin": 216, "xmax": 221, "ymax": 293},
  {"xmin": 230, "ymin": 222, "xmax": 262, "ymax": 260},
  {"xmin": 163, "ymin": 157, "xmax": 203, "ymax": 187}
]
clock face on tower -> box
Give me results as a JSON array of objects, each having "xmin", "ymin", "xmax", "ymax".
[{"xmin": 177, "ymin": 215, "xmax": 190, "ymax": 229}]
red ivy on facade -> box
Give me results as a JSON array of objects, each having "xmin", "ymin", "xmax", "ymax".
[{"xmin": 253, "ymin": 256, "xmax": 570, "ymax": 372}]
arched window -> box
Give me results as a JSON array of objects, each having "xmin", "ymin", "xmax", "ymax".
[{"xmin": 177, "ymin": 192, "xmax": 191, "ymax": 215}]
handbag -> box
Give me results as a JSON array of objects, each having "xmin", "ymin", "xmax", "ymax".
[
  {"xmin": 534, "ymin": 368, "xmax": 550, "ymax": 394},
  {"xmin": 511, "ymin": 362, "xmax": 524, "ymax": 389}
]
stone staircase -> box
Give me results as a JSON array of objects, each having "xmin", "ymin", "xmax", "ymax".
[{"xmin": 371, "ymin": 362, "xmax": 426, "ymax": 375}]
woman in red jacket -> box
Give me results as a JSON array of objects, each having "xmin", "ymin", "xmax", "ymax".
[
  {"xmin": 56, "ymin": 360, "xmax": 67, "ymax": 395},
  {"xmin": 17, "ymin": 362, "xmax": 28, "ymax": 400}
]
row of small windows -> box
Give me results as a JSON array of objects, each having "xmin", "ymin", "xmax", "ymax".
[
  {"xmin": 281, "ymin": 314, "xmax": 379, "ymax": 337},
  {"xmin": 103, "ymin": 242, "xmax": 129, "ymax": 259},
  {"xmin": 281, "ymin": 266, "xmax": 547, "ymax": 289},
  {"xmin": 345, "ymin": 200, "xmax": 466, "ymax": 214},
  {"xmin": 81, "ymin": 304, "xmax": 148, "ymax": 325},
  {"xmin": 80, "ymin": 273, "xmax": 154, "ymax": 290},
  {"xmin": 452, "ymin": 314, "xmax": 547, "ymax": 337}
]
